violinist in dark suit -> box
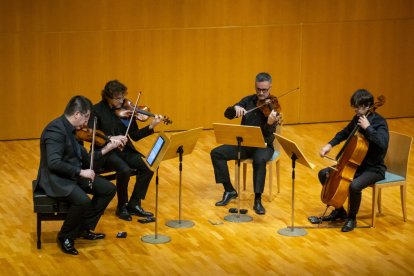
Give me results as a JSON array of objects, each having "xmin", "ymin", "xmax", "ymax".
[
  {"xmin": 309, "ymin": 89, "xmax": 389, "ymax": 232},
  {"xmin": 210, "ymin": 72, "xmax": 282, "ymax": 215},
  {"xmin": 89, "ymin": 80, "xmax": 162, "ymax": 221},
  {"xmin": 35, "ymin": 95, "xmax": 121, "ymax": 255}
]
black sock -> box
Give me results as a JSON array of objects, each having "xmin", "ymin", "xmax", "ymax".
[
  {"xmin": 255, "ymin": 193, "xmax": 262, "ymax": 201},
  {"xmin": 222, "ymin": 182, "xmax": 234, "ymax": 192},
  {"xmin": 348, "ymin": 214, "xmax": 356, "ymax": 220}
]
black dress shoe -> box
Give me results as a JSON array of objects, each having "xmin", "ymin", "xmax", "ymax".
[
  {"xmin": 253, "ymin": 199, "xmax": 265, "ymax": 215},
  {"xmin": 127, "ymin": 204, "xmax": 154, "ymax": 217},
  {"xmin": 341, "ymin": 218, "xmax": 357, "ymax": 232},
  {"xmin": 79, "ymin": 230, "xmax": 106, "ymax": 240},
  {"xmin": 116, "ymin": 204, "xmax": 132, "ymax": 221},
  {"xmin": 323, "ymin": 208, "xmax": 347, "ymax": 221},
  {"xmin": 215, "ymin": 190, "xmax": 238, "ymax": 206},
  {"xmin": 57, "ymin": 237, "xmax": 78, "ymax": 255},
  {"xmin": 308, "ymin": 208, "xmax": 347, "ymax": 224}
]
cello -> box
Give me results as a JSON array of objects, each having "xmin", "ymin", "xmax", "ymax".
[{"xmin": 321, "ymin": 95, "xmax": 385, "ymax": 208}]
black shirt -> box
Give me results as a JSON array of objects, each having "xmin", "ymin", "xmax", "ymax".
[
  {"xmin": 329, "ymin": 112, "xmax": 389, "ymax": 175},
  {"xmin": 231, "ymin": 94, "xmax": 277, "ymax": 149}
]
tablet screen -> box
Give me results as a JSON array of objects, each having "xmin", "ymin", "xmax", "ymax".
[{"xmin": 146, "ymin": 136, "xmax": 165, "ymax": 166}]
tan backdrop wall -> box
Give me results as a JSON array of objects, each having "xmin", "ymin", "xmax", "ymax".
[{"xmin": 1, "ymin": 0, "xmax": 413, "ymax": 140}]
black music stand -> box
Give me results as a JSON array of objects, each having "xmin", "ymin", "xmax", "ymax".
[
  {"xmin": 141, "ymin": 132, "xmax": 171, "ymax": 244},
  {"xmin": 275, "ymin": 134, "xmax": 315, "ymax": 236},
  {"xmin": 213, "ymin": 123, "xmax": 267, "ymax": 223},
  {"xmin": 165, "ymin": 127, "xmax": 202, "ymax": 229}
]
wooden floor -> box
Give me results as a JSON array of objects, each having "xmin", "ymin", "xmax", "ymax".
[{"xmin": 1, "ymin": 118, "xmax": 414, "ymax": 275}]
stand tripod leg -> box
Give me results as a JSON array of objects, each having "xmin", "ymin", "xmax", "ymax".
[
  {"xmin": 166, "ymin": 146, "xmax": 195, "ymax": 228},
  {"xmin": 142, "ymin": 168, "xmax": 171, "ymax": 244},
  {"xmin": 278, "ymin": 153, "xmax": 307, "ymax": 236},
  {"xmin": 224, "ymin": 137, "xmax": 253, "ymax": 223}
]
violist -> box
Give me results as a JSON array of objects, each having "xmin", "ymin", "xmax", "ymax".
[{"xmin": 210, "ymin": 72, "xmax": 282, "ymax": 215}]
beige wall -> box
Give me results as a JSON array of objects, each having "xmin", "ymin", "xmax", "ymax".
[{"xmin": 1, "ymin": 0, "xmax": 413, "ymax": 140}]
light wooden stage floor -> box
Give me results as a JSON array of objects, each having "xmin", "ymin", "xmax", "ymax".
[{"xmin": 1, "ymin": 118, "xmax": 414, "ymax": 275}]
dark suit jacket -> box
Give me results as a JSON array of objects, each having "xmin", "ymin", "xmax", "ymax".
[
  {"xmin": 90, "ymin": 100, "xmax": 154, "ymax": 153},
  {"xmin": 35, "ymin": 115, "xmax": 102, "ymax": 197}
]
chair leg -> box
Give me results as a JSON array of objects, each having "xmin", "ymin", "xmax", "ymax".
[
  {"xmin": 243, "ymin": 163, "xmax": 247, "ymax": 191},
  {"xmin": 372, "ymin": 185, "xmax": 379, "ymax": 228},
  {"xmin": 268, "ymin": 162, "xmax": 273, "ymax": 202},
  {"xmin": 401, "ymin": 184, "xmax": 407, "ymax": 222},
  {"xmin": 37, "ymin": 214, "xmax": 42, "ymax": 249},
  {"xmin": 276, "ymin": 160, "xmax": 280, "ymax": 193},
  {"xmin": 378, "ymin": 189, "xmax": 382, "ymax": 214}
]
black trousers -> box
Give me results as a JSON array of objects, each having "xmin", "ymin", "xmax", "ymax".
[
  {"xmin": 210, "ymin": 145, "xmax": 274, "ymax": 194},
  {"xmin": 318, "ymin": 167, "xmax": 384, "ymax": 219},
  {"xmin": 97, "ymin": 149, "xmax": 154, "ymax": 207},
  {"xmin": 56, "ymin": 176, "xmax": 116, "ymax": 239}
]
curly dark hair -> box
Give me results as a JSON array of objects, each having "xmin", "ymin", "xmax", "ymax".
[{"xmin": 101, "ymin": 80, "xmax": 127, "ymax": 101}]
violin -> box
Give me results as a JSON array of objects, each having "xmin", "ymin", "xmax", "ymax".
[
  {"xmin": 255, "ymin": 94, "xmax": 281, "ymax": 117},
  {"xmin": 115, "ymin": 98, "xmax": 172, "ymax": 125},
  {"xmin": 75, "ymin": 127, "xmax": 110, "ymax": 147}
]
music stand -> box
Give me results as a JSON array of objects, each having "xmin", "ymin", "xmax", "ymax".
[
  {"xmin": 141, "ymin": 132, "xmax": 171, "ymax": 244},
  {"xmin": 213, "ymin": 123, "xmax": 267, "ymax": 223},
  {"xmin": 275, "ymin": 134, "xmax": 315, "ymax": 237},
  {"xmin": 165, "ymin": 127, "xmax": 203, "ymax": 229}
]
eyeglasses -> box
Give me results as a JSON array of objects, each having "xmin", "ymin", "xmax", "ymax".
[
  {"xmin": 112, "ymin": 96, "xmax": 125, "ymax": 102},
  {"xmin": 352, "ymin": 105, "xmax": 369, "ymax": 110},
  {"xmin": 255, "ymin": 87, "xmax": 271, "ymax": 93},
  {"xmin": 78, "ymin": 112, "xmax": 90, "ymax": 119}
]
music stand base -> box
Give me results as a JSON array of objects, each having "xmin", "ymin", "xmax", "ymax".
[
  {"xmin": 278, "ymin": 227, "xmax": 307, "ymax": 237},
  {"xmin": 166, "ymin": 220, "xmax": 195, "ymax": 228},
  {"xmin": 224, "ymin": 214, "xmax": 253, "ymax": 223},
  {"xmin": 141, "ymin": 234, "xmax": 171, "ymax": 244}
]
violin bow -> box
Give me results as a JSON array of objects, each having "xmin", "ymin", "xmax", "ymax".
[
  {"xmin": 89, "ymin": 116, "xmax": 97, "ymax": 189},
  {"xmin": 124, "ymin": 92, "xmax": 141, "ymax": 137},
  {"xmin": 244, "ymin": 87, "xmax": 300, "ymax": 116}
]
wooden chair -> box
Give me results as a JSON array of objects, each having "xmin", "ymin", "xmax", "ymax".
[
  {"xmin": 370, "ymin": 131, "xmax": 412, "ymax": 227},
  {"xmin": 237, "ymin": 126, "xmax": 282, "ymax": 202}
]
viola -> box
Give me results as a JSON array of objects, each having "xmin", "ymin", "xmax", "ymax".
[
  {"xmin": 321, "ymin": 95, "xmax": 386, "ymax": 208},
  {"xmin": 255, "ymin": 94, "xmax": 281, "ymax": 117},
  {"xmin": 224, "ymin": 94, "xmax": 282, "ymax": 120},
  {"xmin": 224, "ymin": 87, "xmax": 299, "ymax": 122},
  {"xmin": 115, "ymin": 99, "xmax": 172, "ymax": 125},
  {"xmin": 75, "ymin": 127, "xmax": 110, "ymax": 147}
]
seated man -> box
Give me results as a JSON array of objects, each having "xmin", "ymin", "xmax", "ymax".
[
  {"xmin": 90, "ymin": 80, "xmax": 163, "ymax": 221},
  {"xmin": 210, "ymin": 72, "xmax": 281, "ymax": 215},
  {"xmin": 35, "ymin": 95, "xmax": 122, "ymax": 255},
  {"xmin": 308, "ymin": 89, "xmax": 388, "ymax": 232}
]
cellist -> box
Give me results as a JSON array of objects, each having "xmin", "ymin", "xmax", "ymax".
[{"xmin": 308, "ymin": 89, "xmax": 389, "ymax": 232}]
